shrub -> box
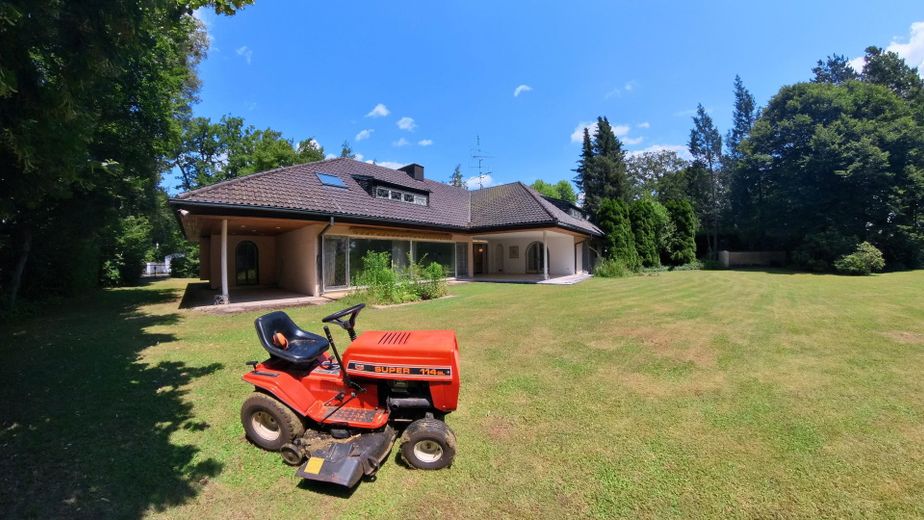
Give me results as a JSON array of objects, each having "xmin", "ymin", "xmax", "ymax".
[
  {"xmin": 353, "ymin": 251, "xmax": 415, "ymax": 304},
  {"xmin": 671, "ymin": 260, "xmax": 704, "ymax": 271},
  {"xmin": 414, "ymin": 262, "xmax": 448, "ymax": 300},
  {"xmin": 170, "ymin": 251, "xmax": 199, "ymax": 278},
  {"xmin": 353, "ymin": 251, "xmax": 449, "ymax": 305},
  {"xmin": 662, "ymin": 199, "xmax": 697, "ymax": 265},
  {"xmin": 792, "ymin": 230, "xmax": 858, "ymax": 272},
  {"xmin": 833, "ymin": 242, "xmax": 885, "ymax": 275},
  {"xmin": 101, "ymin": 215, "xmax": 152, "ymax": 287},
  {"xmin": 594, "ymin": 257, "xmax": 630, "ymax": 278},
  {"xmin": 597, "ymin": 198, "xmax": 641, "ymax": 270},
  {"xmin": 630, "ymin": 198, "xmax": 665, "ymax": 268}
]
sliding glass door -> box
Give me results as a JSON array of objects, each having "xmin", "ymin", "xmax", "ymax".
[
  {"xmin": 323, "ymin": 237, "xmax": 348, "ymax": 288},
  {"xmin": 323, "ymin": 235, "xmax": 460, "ymax": 290}
]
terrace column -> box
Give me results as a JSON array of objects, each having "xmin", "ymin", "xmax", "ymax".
[
  {"xmin": 219, "ymin": 219, "xmax": 229, "ymax": 304},
  {"xmin": 542, "ymin": 230, "xmax": 549, "ymax": 280}
]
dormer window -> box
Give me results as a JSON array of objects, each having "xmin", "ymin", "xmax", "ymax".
[{"xmin": 375, "ymin": 186, "xmax": 428, "ymax": 206}]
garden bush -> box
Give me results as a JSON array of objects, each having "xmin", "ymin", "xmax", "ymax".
[
  {"xmin": 594, "ymin": 257, "xmax": 631, "ymax": 278},
  {"xmin": 630, "ymin": 197, "xmax": 665, "ymax": 268},
  {"xmin": 833, "ymin": 242, "xmax": 885, "ymax": 275},
  {"xmin": 662, "ymin": 199, "xmax": 697, "ymax": 265},
  {"xmin": 792, "ymin": 230, "xmax": 858, "ymax": 272},
  {"xmin": 413, "ymin": 262, "xmax": 448, "ymax": 300},
  {"xmin": 170, "ymin": 249, "xmax": 199, "ymax": 278},
  {"xmin": 597, "ymin": 198, "xmax": 641, "ymax": 270},
  {"xmin": 353, "ymin": 251, "xmax": 415, "ymax": 304},
  {"xmin": 353, "ymin": 251, "xmax": 449, "ymax": 305}
]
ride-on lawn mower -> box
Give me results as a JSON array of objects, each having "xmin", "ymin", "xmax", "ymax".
[{"xmin": 240, "ymin": 303, "xmax": 460, "ymax": 487}]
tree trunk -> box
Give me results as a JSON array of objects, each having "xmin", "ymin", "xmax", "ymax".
[{"xmin": 8, "ymin": 226, "xmax": 32, "ymax": 309}]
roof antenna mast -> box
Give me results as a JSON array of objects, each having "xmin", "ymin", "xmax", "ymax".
[{"xmin": 469, "ymin": 135, "xmax": 493, "ymax": 190}]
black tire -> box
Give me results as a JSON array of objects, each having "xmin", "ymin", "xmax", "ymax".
[
  {"xmin": 241, "ymin": 392, "xmax": 305, "ymax": 451},
  {"xmin": 399, "ymin": 418, "xmax": 456, "ymax": 470}
]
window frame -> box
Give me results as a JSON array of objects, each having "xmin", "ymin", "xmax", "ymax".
[
  {"xmin": 316, "ymin": 172, "xmax": 348, "ymax": 188},
  {"xmin": 373, "ymin": 185, "xmax": 429, "ymax": 206}
]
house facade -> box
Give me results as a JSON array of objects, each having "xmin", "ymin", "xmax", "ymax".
[{"xmin": 170, "ymin": 158, "xmax": 601, "ymax": 302}]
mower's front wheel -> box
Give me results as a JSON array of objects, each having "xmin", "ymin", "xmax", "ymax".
[
  {"xmin": 399, "ymin": 418, "xmax": 456, "ymax": 470},
  {"xmin": 241, "ymin": 392, "xmax": 304, "ymax": 451}
]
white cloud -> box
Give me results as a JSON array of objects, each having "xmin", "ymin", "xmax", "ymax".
[
  {"xmin": 355, "ymin": 129, "xmax": 374, "ymax": 141},
  {"xmin": 637, "ymin": 121, "xmax": 651, "ymax": 129},
  {"xmin": 513, "ymin": 84, "xmax": 533, "ymax": 97},
  {"xmin": 325, "ymin": 153, "xmax": 337, "ymax": 159},
  {"xmin": 611, "ymin": 124, "xmax": 630, "ymax": 137},
  {"xmin": 354, "ymin": 153, "xmax": 364, "ymax": 162},
  {"xmin": 850, "ymin": 21, "xmax": 924, "ymax": 75},
  {"xmin": 628, "ymin": 144, "xmax": 692, "ymax": 160},
  {"xmin": 888, "ymin": 21, "xmax": 924, "ymax": 74},
  {"xmin": 465, "ymin": 174, "xmax": 494, "ymax": 190},
  {"xmin": 392, "ymin": 137, "xmax": 410, "ymax": 147},
  {"xmin": 604, "ymin": 80, "xmax": 638, "ymax": 99},
  {"xmin": 570, "ymin": 121, "xmax": 598, "ymax": 143},
  {"xmin": 236, "ymin": 45, "xmax": 253, "ymax": 64},
  {"xmin": 396, "ymin": 117, "xmax": 416, "ymax": 131},
  {"xmin": 376, "ymin": 161, "xmax": 406, "ymax": 170},
  {"xmin": 848, "ymin": 56, "xmax": 866, "ymax": 73},
  {"xmin": 192, "ymin": 8, "xmax": 214, "ymax": 46},
  {"xmin": 571, "ymin": 120, "xmax": 639, "ymax": 143},
  {"xmin": 365, "ymin": 103, "xmax": 390, "ymax": 118},
  {"xmin": 418, "ymin": 139, "xmax": 433, "ymax": 146}
]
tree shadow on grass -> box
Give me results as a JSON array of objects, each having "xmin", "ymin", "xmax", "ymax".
[{"xmin": 0, "ymin": 284, "xmax": 222, "ymax": 519}]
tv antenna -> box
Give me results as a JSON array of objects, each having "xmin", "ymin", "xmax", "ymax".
[{"xmin": 469, "ymin": 135, "xmax": 494, "ymax": 190}]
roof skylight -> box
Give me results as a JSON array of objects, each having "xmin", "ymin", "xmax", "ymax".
[{"xmin": 316, "ymin": 172, "xmax": 347, "ymax": 188}]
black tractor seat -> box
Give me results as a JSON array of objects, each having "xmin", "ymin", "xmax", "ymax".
[{"xmin": 254, "ymin": 311, "xmax": 329, "ymax": 366}]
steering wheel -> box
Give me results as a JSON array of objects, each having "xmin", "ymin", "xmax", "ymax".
[{"xmin": 321, "ymin": 303, "xmax": 366, "ymax": 332}]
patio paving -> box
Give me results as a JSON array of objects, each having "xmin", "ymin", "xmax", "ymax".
[
  {"xmin": 469, "ymin": 273, "xmax": 592, "ymax": 285},
  {"xmin": 179, "ymin": 282, "xmax": 332, "ymax": 313}
]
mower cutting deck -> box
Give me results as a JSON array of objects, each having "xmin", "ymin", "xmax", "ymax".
[{"xmin": 240, "ymin": 304, "xmax": 460, "ymax": 488}]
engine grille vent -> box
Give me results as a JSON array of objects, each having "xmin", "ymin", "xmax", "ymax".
[{"xmin": 378, "ymin": 331, "xmax": 411, "ymax": 345}]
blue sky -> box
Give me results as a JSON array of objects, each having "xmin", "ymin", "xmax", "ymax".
[{"xmin": 182, "ymin": 1, "xmax": 924, "ymax": 190}]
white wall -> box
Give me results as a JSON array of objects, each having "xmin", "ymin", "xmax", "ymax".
[
  {"xmin": 208, "ymin": 234, "xmax": 277, "ymax": 289},
  {"xmin": 483, "ymin": 232, "xmax": 575, "ymax": 276},
  {"xmin": 276, "ymin": 225, "xmax": 320, "ymax": 295}
]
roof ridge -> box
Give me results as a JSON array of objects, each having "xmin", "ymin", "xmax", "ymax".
[{"xmin": 174, "ymin": 157, "xmax": 344, "ymax": 199}]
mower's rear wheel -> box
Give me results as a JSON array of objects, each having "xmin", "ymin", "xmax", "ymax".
[
  {"xmin": 241, "ymin": 392, "xmax": 305, "ymax": 451},
  {"xmin": 399, "ymin": 418, "xmax": 456, "ymax": 470}
]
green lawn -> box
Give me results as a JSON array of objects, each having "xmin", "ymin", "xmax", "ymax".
[{"xmin": 2, "ymin": 271, "xmax": 924, "ymax": 519}]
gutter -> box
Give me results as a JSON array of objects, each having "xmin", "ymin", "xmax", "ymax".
[{"xmin": 317, "ymin": 217, "xmax": 334, "ymax": 296}]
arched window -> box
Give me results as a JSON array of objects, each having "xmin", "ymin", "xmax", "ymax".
[
  {"xmin": 236, "ymin": 241, "xmax": 259, "ymax": 285},
  {"xmin": 525, "ymin": 241, "xmax": 545, "ymax": 274}
]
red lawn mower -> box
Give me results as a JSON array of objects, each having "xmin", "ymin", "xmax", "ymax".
[{"xmin": 240, "ymin": 303, "xmax": 460, "ymax": 487}]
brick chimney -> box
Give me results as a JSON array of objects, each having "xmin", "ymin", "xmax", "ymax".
[{"xmin": 399, "ymin": 163, "xmax": 424, "ymax": 181}]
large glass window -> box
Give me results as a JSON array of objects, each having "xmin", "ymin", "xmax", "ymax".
[
  {"xmin": 349, "ymin": 239, "xmax": 393, "ymax": 282},
  {"xmin": 415, "ymin": 241, "xmax": 454, "ymax": 276},
  {"xmin": 455, "ymin": 243, "xmax": 468, "ymax": 278},
  {"xmin": 347, "ymin": 238, "xmax": 412, "ymax": 281},
  {"xmin": 392, "ymin": 240, "xmax": 411, "ymax": 270},
  {"xmin": 323, "ymin": 236, "xmax": 454, "ymax": 290},
  {"xmin": 323, "ymin": 237, "xmax": 348, "ymax": 288}
]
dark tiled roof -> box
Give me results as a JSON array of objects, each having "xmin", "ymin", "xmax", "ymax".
[{"xmin": 172, "ymin": 158, "xmax": 601, "ymax": 236}]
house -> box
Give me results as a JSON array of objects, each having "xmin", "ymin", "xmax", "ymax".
[{"xmin": 169, "ymin": 158, "xmax": 602, "ymax": 302}]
